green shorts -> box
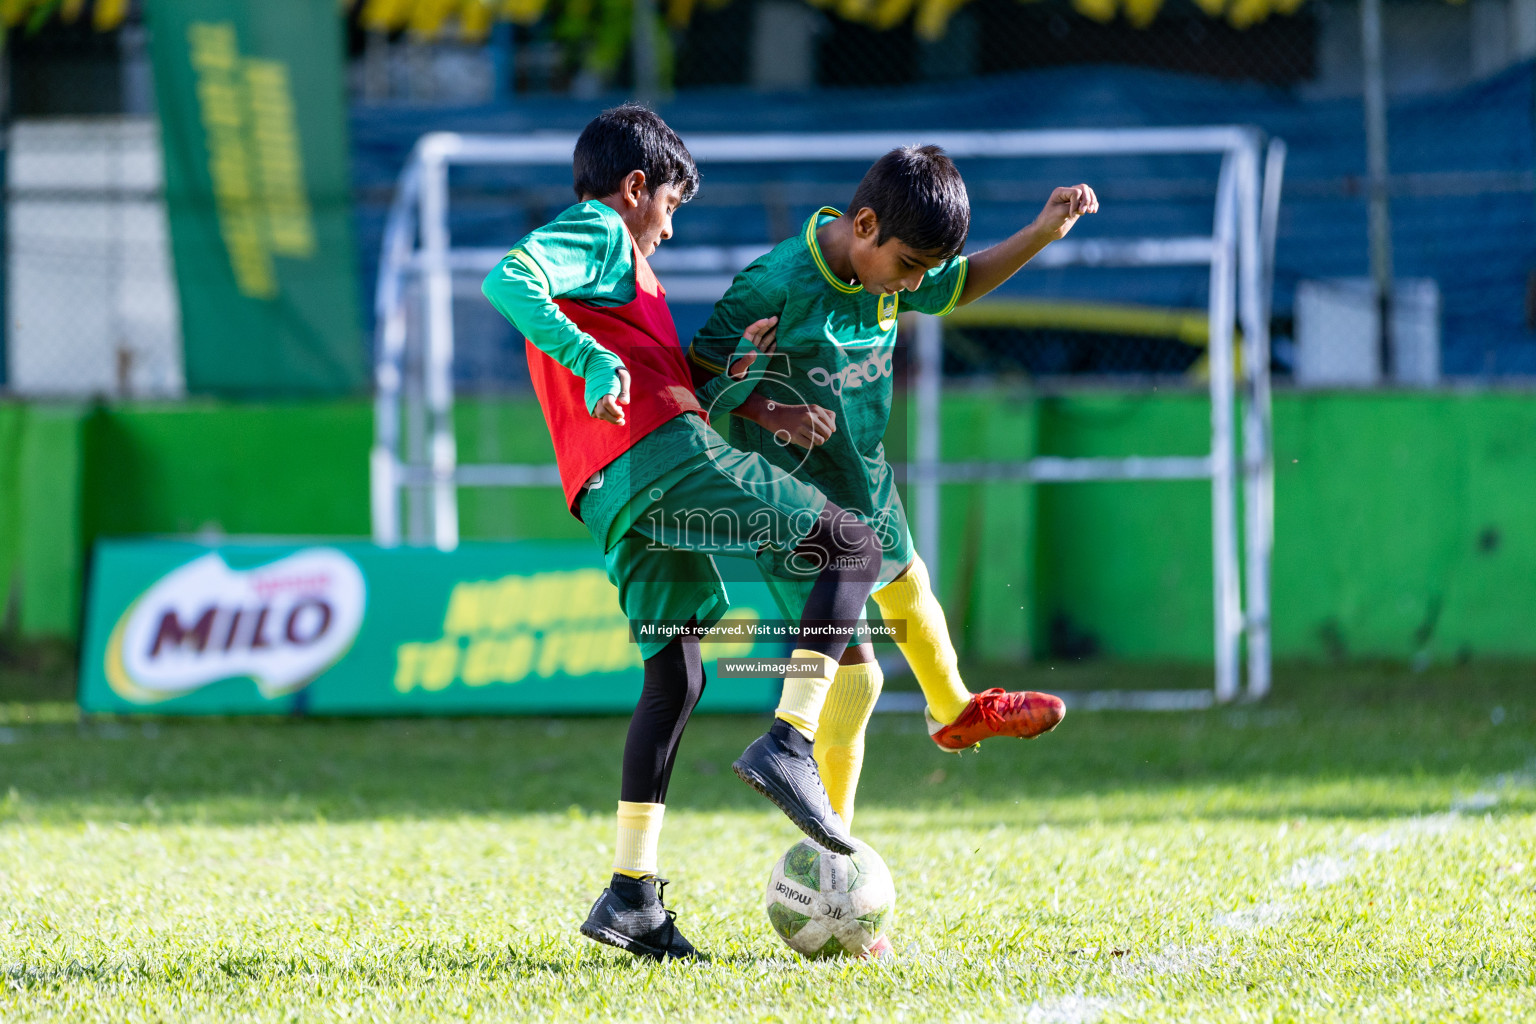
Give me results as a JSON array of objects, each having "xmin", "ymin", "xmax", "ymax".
[{"xmin": 602, "ymin": 442, "xmax": 829, "ymax": 660}]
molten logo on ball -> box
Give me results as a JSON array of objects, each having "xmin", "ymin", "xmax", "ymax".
[{"xmin": 765, "ymin": 837, "xmax": 895, "ymax": 959}]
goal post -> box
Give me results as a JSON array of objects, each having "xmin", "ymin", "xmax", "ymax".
[{"xmin": 370, "ymin": 127, "xmax": 1284, "ymax": 703}]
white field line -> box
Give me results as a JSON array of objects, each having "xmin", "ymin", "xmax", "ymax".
[
  {"xmin": 1450, "ymin": 792, "xmax": 1501, "ymax": 813},
  {"xmin": 1022, "ymin": 994, "xmax": 1122, "ymax": 1024},
  {"xmin": 1035, "ymin": 756, "xmax": 1536, "ymax": 1000},
  {"xmin": 1449, "ymin": 756, "xmax": 1536, "ymax": 814},
  {"xmin": 1214, "ymin": 757, "xmax": 1536, "ymax": 930},
  {"xmin": 1212, "ymin": 900, "xmax": 1294, "ymax": 930},
  {"xmin": 1115, "ymin": 944, "xmax": 1218, "ymax": 978},
  {"xmin": 1351, "ymin": 813, "xmax": 1458, "ymax": 854},
  {"xmin": 1280, "ymin": 854, "xmax": 1354, "ymax": 889},
  {"xmin": 892, "ymin": 948, "xmax": 1035, "ymax": 974}
]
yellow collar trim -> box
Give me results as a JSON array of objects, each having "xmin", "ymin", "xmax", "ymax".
[{"xmin": 804, "ymin": 207, "xmax": 863, "ymax": 295}]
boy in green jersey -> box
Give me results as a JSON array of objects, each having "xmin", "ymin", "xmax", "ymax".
[
  {"xmin": 482, "ymin": 106, "xmax": 885, "ymax": 961},
  {"xmin": 689, "ymin": 145, "xmax": 1098, "ymax": 822}
]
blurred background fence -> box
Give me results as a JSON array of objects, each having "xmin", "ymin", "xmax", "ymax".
[
  {"xmin": 2, "ymin": 0, "xmax": 1533, "ymax": 397},
  {"xmin": 348, "ymin": 0, "xmax": 1536, "ymax": 393}
]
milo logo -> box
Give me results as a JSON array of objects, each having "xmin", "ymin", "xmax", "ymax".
[
  {"xmin": 105, "ymin": 549, "xmax": 366, "ymax": 703},
  {"xmin": 806, "ymin": 347, "xmax": 894, "ymax": 396}
]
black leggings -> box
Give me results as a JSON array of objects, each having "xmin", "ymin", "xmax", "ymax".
[
  {"xmin": 618, "ymin": 503, "xmax": 880, "ymax": 803},
  {"xmin": 621, "ymin": 624, "xmax": 706, "ymax": 804},
  {"xmin": 790, "ymin": 502, "xmax": 883, "ymax": 664}
]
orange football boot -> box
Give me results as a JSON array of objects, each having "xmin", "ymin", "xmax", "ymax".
[
  {"xmin": 859, "ymin": 935, "xmax": 895, "ymax": 960},
  {"xmin": 925, "ymin": 688, "xmax": 1066, "ymax": 753}
]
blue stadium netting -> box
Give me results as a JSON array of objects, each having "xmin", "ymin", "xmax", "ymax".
[{"xmin": 352, "ymin": 60, "xmax": 1536, "ymax": 380}]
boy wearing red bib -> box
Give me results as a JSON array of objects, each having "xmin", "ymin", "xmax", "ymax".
[{"xmin": 483, "ymin": 106, "xmax": 881, "ymax": 961}]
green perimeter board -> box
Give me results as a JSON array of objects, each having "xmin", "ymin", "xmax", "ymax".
[
  {"xmin": 144, "ymin": 0, "xmax": 364, "ymax": 396},
  {"xmin": 0, "ymin": 404, "xmax": 23, "ymax": 625},
  {"xmin": 25, "ymin": 389, "xmax": 1536, "ymax": 663},
  {"xmin": 79, "ymin": 540, "xmax": 781, "ymax": 716},
  {"xmin": 15, "ymin": 405, "xmax": 86, "ymax": 638},
  {"xmin": 81, "ymin": 400, "xmax": 372, "ymax": 539}
]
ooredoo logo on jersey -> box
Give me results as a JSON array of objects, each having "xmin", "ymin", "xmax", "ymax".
[
  {"xmin": 806, "ymin": 347, "xmax": 894, "ymax": 396},
  {"xmin": 104, "ymin": 549, "xmax": 367, "ymax": 703}
]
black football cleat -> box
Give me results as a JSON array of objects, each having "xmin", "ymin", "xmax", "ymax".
[
  {"xmin": 579, "ymin": 873, "xmax": 699, "ymax": 962},
  {"xmin": 732, "ymin": 719, "xmax": 857, "ymax": 855}
]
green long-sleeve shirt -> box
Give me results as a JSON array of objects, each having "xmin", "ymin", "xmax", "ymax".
[
  {"xmin": 480, "ymin": 199, "xmax": 717, "ymax": 549},
  {"xmin": 481, "ymin": 200, "xmax": 635, "ymax": 414}
]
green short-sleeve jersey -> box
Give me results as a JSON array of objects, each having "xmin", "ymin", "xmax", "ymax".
[{"xmin": 689, "ymin": 207, "xmax": 966, "ymax": 561}]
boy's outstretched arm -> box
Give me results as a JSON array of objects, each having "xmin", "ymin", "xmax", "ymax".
[
  {"xmin": 955, "ymin": 184, "xmax": 1099, "ymax": 307},
  {"xmin": 734, "ymin": 391, "xmax": 838, "ymax": 449},
  {"xmin": 483, "ymin": 253, "xmax": 630, "ymax": 424}
]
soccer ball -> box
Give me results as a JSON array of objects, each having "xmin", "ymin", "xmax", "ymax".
[{"xmin": 765, "ymin": 837, "xmax": 895, "ymax": 959}]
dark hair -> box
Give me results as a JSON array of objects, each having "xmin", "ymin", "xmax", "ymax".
[
  {"xmin": 572, "ymin": 104, "xmax": 700, "ymax": 203},
  {"xmin": 848, "ymin": 145, "xmax": 970, "ymax": 258}
]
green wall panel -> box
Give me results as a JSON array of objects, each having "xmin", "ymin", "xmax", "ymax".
[
  {"xmin": 0, "ymin": 404, "xmax": 25, "ymax": 625},
  {"xmin": 1032, "ymin": 394, "xmax": 1214, "ymax": 660},
  {"xmin": 5, "ymin": 389, "xmax": 1536, "ymax": 666},
  {"xmin": 927, "ymin": 392, "xmax": 1038, "ymax": 661},
  {"xmin": 452, "ymin": 398, "xmax": 586, "ymax": 543},
  {"xmin": 1271, "ymin": 393, "xmax": 1536, "ymax": 661},
  {"xmin": 1446, "ymin": 395, "xmax": 1536, "ymax": 657},
  {"xmin": 81, "ymin": 401, "xmax": 373, "ymax": 539},
  {"xmin": 17, "ymin": 406, "xmax": 86, "ymax": 637}
]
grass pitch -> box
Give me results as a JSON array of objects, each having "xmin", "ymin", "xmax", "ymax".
[{"xmin": 0, "ymin": 662, "xmax": 1533, "ymax": 1022}]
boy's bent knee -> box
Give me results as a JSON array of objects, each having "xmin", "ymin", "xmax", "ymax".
[
  {"xmin": 798, "ymin": 503, "xmax": 881, "ymax": 576},
  {"xmin": 828, "ymin": 509, "xmax": 879, "ymax": 557}
]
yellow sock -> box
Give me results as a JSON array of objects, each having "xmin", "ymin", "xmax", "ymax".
[
  {"xmin": 774, "ymin": 649, "xmax": 838, "ymax": 740},
  {"xmin": 813, "ymin": 660, "xmax": 883, "ymax": 825},
  {"xmin": 613, "ymin": 800, "xmax": 665, "ymax": 878},
  {"xmin": 871, "ymin": 556, "xmax": 972, "ymax": 725}
]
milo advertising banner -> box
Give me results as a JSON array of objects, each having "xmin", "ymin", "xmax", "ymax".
[{"xmin": 79, "ymin": 541, "xmax": 781, "ymax": 716}]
